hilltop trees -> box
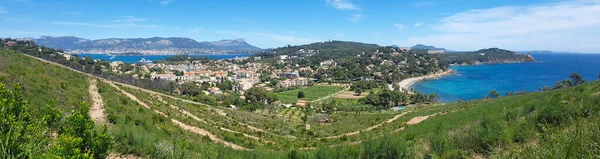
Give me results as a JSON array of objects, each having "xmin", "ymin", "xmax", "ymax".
[
  {"xmin": 554, "ymin": 73, "xmax": 586, "ymax": 89},
  {"xmin": 569, "ymin": 73, "xmax": 585, "ymax": 86},
  {"xmin": 489, "ymin": 90, "xmax": 500, "ymax": 98}
]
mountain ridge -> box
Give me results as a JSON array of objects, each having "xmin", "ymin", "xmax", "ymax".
[
  {"xmin": 33, "ymin": 36, "xmax": 262, "ymax": 54},
  {"xmin": 411, "ymin": 44, "xmax": 447, "ymax": 51}
]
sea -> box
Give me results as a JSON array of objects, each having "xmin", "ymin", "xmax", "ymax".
[
  {"xmin": 76, "ymin": 54, "xmax": 253, "ymax": 63},
  {"xmin": 410, "ymin": 53, "xmax": 600, "ymax": 102}
]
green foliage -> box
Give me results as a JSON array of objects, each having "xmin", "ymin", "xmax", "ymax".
[
  {"xmin": 436, "ymin": 48, "xmax": 534, "ymax": 65},
  {"xmin": 488, "ymin": 90, "xmax": 500, "ymax": 98},
  {"xmin": 297, "ymin": 91, "xmax": 305, "ymax": 99},
  {"xmin": 243, "ymin": 87, "xmax": 276, "ymax": 110},
  {"xmin": 218, "ymin": 80, "xmax": 234, "ymax": 91},
  {"xmin": 53, "ymin": 104, "xmax": 113, "ymax": 159},
  {"xmin": 275, "ymin": 86, "xmax": 343, "ymax": 104},
  {"xmin": 0, "ymin": 82, "xmax": 112, "ymax": 159}
]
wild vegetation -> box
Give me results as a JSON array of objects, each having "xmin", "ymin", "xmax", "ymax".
[{"xmin": 2, "ymin": 41, "xmax": 598, "ymax": 158}]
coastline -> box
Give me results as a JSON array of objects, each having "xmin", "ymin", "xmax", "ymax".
[{"xmin": 398, "ymin": 69, "xmax": 455, "ymax": 93}]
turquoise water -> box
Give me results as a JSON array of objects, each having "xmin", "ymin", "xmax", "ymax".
[
  {"xmin": 411, "ymin": 53, "xmax": 600, "ymax": 102},
  {"xmin": 77, "ymin": 54, "xmax": 252, "ymax": 63}
]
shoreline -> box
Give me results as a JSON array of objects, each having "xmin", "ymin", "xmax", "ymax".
[{"xmin": 398, "ymin": 69, "xmax": 455, "ymax": 93}]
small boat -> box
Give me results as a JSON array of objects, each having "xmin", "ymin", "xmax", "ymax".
[{"xmin": 109, "ymin": 55, "xmax": 116, "ymax": 59}]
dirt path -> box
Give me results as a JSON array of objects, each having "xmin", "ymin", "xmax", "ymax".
[
  {"xmin": 104, "ymin": 81, "xmax": 249, "ymax": 150},
  {"xmin": 311, "ymin": 87, "xmax": 350, "ymax": 103},
  {"xmin": 23, "ymin": 53, "xmax": 442, "ymax": 147},
  {"xmin": 172, "ymin": 119, "xmax": 249, "ymax": 150},
  {"xmin": 88, "ymin": 79, "xmax": 107, "ymax": 124},
  {"xmin": 317, "ymin": 111, "xmax": 411, "ymax": 139},
  {"xmin": 153, "ymin": 95, "xmax": 274, "ymax": 144}
]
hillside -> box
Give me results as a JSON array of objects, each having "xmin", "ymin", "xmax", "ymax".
[
  {"xmin": 435, "ymin": 48, "xmax": 536, "ymax": 65},
  {"xmin": 1, "ymin": 47, "xmax": 599, "ymax": 158},
  {"xmin": 411, "ymin": 44, "xmax": 447, "ymax": 51},
  {"xmin": 32, "ymin": 36, "xmax": 262, "ymax": 54}
]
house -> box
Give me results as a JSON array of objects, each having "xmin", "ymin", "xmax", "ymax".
[
  {"xmin": 275, "ymin": 78, "xmax": 308, "ymax": 88},
  {"xmin": 296, "ymin": 100, "xmax": 307, "ymax": 108},
  {"xmin": 281, "ymin": 72, "xmax": 299, "ymax": 79},
  {"xmin": 427, "ymin": 50, "xmax": 445, "ymax": 54},
  {"xmin": 236, "ymin": 81, "xmax": 254, "ymax": 91},
  {"xmin": 208, "ymin": 87, "xmax": 222, "ymax": 95},
  {"xmin": 320, "ymin": 59, "xmax": 337, "ymax": 67},
  {"xmin": 63, "ymin": 54, "xmax": 75, "ymax": 60},
  {"xmin": 3, "ymin": 41, "xmax": 16, "ymax": 48},
  {"xmin": 279, "ymin": 55, "xmax": 288, "ymax": 60},
  {"xmin": 399, "ymin": 47, "xmax": 411, "ymax": 52},
  {"xmin": 236, "ymin": 70, "xmax": 259, "ymax": 78},
  {"xmin": 152, "ymin": 73, "xmax": 177, "ymax": 81}
]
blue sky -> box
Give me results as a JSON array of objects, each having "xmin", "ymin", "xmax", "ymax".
[{"xmin": 1, "ymin": 0, "xmax": 600, "ymax": 53}]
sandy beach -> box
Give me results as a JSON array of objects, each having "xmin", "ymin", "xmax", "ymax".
[{"xmin": 397, "ymin": 69, "xmax": 455, "ymax": 93}]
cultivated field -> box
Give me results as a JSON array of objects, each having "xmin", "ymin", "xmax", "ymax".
[
  {"xmin": 332, "ymin": 91, "xmax": 369, "ymax": 99},
  {"xmin": 275, "ymin": 86, "xmax": 345, "ymax": 103}
]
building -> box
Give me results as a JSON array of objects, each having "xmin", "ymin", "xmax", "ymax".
[
  {"xmin": 279, "ymin": 55, "xmax": 288, "ymax": 60},
  {"xmin": 320, "ymin": 59, "xmax": 337, "ymax": 67},
  {"xmin": 281, "ymin": 72, "xmax": 299, "ymax": 79},
  {"xmin": 427, "ymin": 50, "xmax": 445, "ymax": 54},
  {"xmin": 276, "ymin": 77, "xmax": 308, "ymax": 88},
  {"xmin": 208, "ymin": 87, "xmax": 222, "ymax": 95},
  {"xmin": 152, "ymin": 73, "xmax": 177, "ymax": 81},
  {"xmin": 399, "ymin": 47, "xmax": 411, "ymax": 52}
]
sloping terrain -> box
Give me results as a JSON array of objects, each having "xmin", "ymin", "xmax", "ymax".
[{"xmin": 1, "ymin": 48, "xmax": 599, "ymax": 158}]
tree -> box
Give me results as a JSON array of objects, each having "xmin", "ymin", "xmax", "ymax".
[
  {"xmin": 354, "ymin": 88, "xmax": 363, "ymax": 96},
  {"xmin": 173, "ymin": 70, "xmax": 184, "ymax": 76},
  {"xmin": 218, "ymin": 80, "xmax": 233, "ymax": 90},
  {"xmin": 244, "ymin": 87, "xmax": 276, "ymax": 105},
  {"xmin": 322, "ymin": 101, "xmax": 337, "ymax": 114},
  {"xmin": 180, "ymin": 82, "xmax": 201, "ymax": 96},
  {"xmin": 428, "ymin": 94, "xmax": 439, "ymax": 103},
  {"xmin": 489, "ymin": 90, "xmax": 500, "ymax": 98},
  {"xmin": 569, "ymin": 73, "xmax": 585, "ymax": 86},
  {"xmin": 298, "ymin": 91, "xmax": 305, "ymax": 99}
]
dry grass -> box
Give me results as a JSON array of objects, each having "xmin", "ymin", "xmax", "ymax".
[{"xmin": 333, "ymin": 91, "xmax": 368, "ymax": 99}]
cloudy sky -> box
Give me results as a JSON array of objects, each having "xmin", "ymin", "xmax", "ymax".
[{"xmin": 1, "ymin": 0, "xmax": 600, "ymax": 53}]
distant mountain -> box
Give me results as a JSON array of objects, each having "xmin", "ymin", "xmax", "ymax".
[
  {"xmin": 33, "ymin": 36, "xmax": 262, "ymax": 54},
  {"xmin": 411, "ymin": 44, "xmax": 446, "ymax": 51}
]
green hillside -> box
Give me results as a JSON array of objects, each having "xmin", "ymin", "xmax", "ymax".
[{"xmin": 1, "ymin": 48, "xmax": 599, "ymax": 158}]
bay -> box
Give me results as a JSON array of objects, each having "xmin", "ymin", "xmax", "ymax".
[
  {"xmin": 410, "ymin": 53, "xmax": 600, "ymax": 102},
  {"xmin": 76, "ymin": 54, "xmax": 252, "ymax": 63}
]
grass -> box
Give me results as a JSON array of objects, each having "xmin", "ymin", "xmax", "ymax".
[
  {"xmin": 0, "ymin": 49, "xmax": 90, "ymax": 112},
  {"xmin": 275, "ymin": 86, "xmax": 345, "ymax": 104},
  {"xmin": 5, "ymin": 48, "xmax": 600, "ymax": 158}
]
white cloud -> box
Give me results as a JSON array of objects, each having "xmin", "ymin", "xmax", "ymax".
[
  {"xmin": 189, "ymin": 27, "xmax": 204, "ymax": 33},
  {"xmin": 414, "ymin": 22, "xmax": 423, "ymax": 28},
  {"xmin": 396, "ymin": 1, "xmax": 600, "ymax": 53},
  {"xmin": 252, "ymin": 32, "xmax": 322, "ymax": 44},
  {"xmin": 347, "ymin": 14, "xmax": 364, "ymax": 22},
  {"xmin": 394, "ymin": 24, "xmax": 406, "ymax": 30},
  {"xmin": 326, "ymin": 0, "xmax": 359, "ymax": 10},
  {"xmin": 160, "ymin": 0, "xmax": 172, "ymax": 5},
  {"xmin": 53, "ymin": 16, "xmax": 160, "ymax": 28},
  {"xmin": 0, "ymin": 7, "xmax": 6, "ymax": 14}
]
